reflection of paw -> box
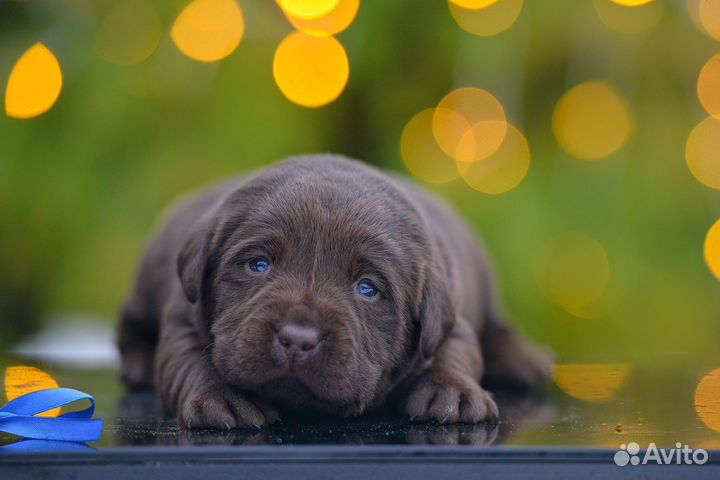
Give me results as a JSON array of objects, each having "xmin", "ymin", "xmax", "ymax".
[
  {"xmin": 406, "ymin": 423, "xmax": 499, "ymax": 446},
  {"xmin": 178, "ymin": 385, "xmax": 279, "ymax": 430},
  {"xmin": 405, "ymin": 378, "xmax": 499, "ymax": 424}
]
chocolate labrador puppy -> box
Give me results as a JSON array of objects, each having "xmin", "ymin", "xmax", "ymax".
[{"xmin": 118, "ymin": 155, "xmax": 550, "ymax": 428}]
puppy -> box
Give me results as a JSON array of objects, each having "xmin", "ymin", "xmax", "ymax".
[{"xmin": 118, "ymin": 155, "xmax": 550, "ymax": 428}]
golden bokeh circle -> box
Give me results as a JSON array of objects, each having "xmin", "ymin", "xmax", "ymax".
[
  {"xmin": 283, "ymin": 0, "xmax": 359, "ymax": 36},
  {"xmin": 4, "ymin": 366, "xmax": 61, "ymax": 417},
  {"xmin": 433, "ymin": 87, "xmax": 507, "ymax": 163},
  {"xmin": 686, "ymin": 116, "xmax": 720, "ymax": 189},
  {"xmin": 698, "ymin": 54, "xmax": 720, "ymax": 118},
  {"xmin": 448, "ymin": 0, "xmax": 524, "ymax": 37},
  {"xmin": 704, "ymin": 219, "xmax": 720, "ymax": 280},
  {"xmin": 535, "ymin": 232, "xmax": 611, "ymax": 312},
  {"xmin": 171, "ymin": 0, "xmax": 245, "ymax": 63},
  {"xmin": 457, "ymin": 121, "xmax": 530, "ymax": 194},
  {"xmin": 552, "ymin": 364, "xmax": 630, "ymax": 403},
  {"xmin": 5, "ymin": 43, "xmax": 63, "ymax": 119},
  {"xmin": 455, "ymin": 120, "xmax": 510, "ymax": 164},
  {"xmin": 401, "ymin": 108, "xmax": 463, "ymax": 184},
  {"xmin": 449, "ymin": 0, "xmax": 500, "ymax": 9},
  {"xmin": 695, "ymin": 368, "xmax": 720, "ymax": 432},
  {"xmin": 277, "ymin": 0, "xmax": 340, "ymax": 19},
  {"xmin": 273, "ymin": 32, "xmax": 349, "ymax": 108},
  {"xmin": 699, "ymin": 0, "xmax": 720, "ymax": 42},
  {"xmin": 609, "ymin": 0, "xmax": 654, "ymax": 6},
  {"xmin": 552, "ymin": 81, "xmax": 633, "ymax": 160}
]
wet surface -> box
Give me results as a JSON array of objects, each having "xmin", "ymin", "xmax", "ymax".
[
  {"xmin": 2, "ymin": 333, "xmax": 720, "ymax": 451},
  {"xmin": 109, "ymin": 390, "xmax": 543, "ymax": 447},
  {"xmin": 0, "ymin": 325, "xmax": 720, "ymax": 451}
]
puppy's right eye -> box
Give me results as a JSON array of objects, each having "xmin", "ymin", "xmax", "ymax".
[
  {"xmin": 356, "ymin": 279, "xmax": 379, "ymax": 300},
  {"xmin": 248, "ymin": 256, "xmax": 271, "ymax": 273}
]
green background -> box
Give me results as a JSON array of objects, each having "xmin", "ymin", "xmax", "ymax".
[{"xmin": 1, "ymin": 0, "xmax": 719, "ymax": 366}]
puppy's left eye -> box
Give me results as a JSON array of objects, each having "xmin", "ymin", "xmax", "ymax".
[
  {"xmin": 356, "ymin": 279, "xmax": 379, "ymax": 300},
  {"xmin": 248, "ymin": 256, "xmax": 271, "ymax": 273}
]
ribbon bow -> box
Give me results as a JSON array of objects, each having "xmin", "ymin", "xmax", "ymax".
[{"xmin": 0, "ymin": 388, "xmax": 104, "ymax": 442}]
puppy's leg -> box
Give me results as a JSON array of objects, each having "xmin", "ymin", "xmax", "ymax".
[
  {"xmin": 480, "ymin": 314, "xmax": 552, "ymax": 392},
  {"xmin": 155, "ymin": 306, "xmax": 279, "ymax": 430},
  {"xmin": 405, "ymin": 319, "xmax": 499, "ymax": 423},
  {"xmin": 118, "ymin": 300, "xmax": 158, "ymax": 390}
]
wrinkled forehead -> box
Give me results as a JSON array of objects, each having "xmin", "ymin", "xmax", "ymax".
[{"xmin": 219, "ymin": 177, "xmax": 425, "ymax": 274}]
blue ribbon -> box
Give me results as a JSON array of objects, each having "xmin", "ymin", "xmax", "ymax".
[
  {"xmin": 0, "ymin": 388, "xmax": 104, "ymax": 442},
  {"xmin": 0, "ymin": 439, "xmax": 96, "ymax": 452}
]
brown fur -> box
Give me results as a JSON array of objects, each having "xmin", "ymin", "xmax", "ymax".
[{"xmin": 117, "ymin": 155, "xmax": 551, "ymax": 428}]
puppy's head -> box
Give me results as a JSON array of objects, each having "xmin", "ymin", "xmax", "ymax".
[{"xmin": 178, "ymin": 156, "xmax": 455, "ymax": 415}]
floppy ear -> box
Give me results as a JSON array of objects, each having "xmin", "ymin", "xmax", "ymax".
[
  {"xmin": 414, "ymin": 263, "xmax": 456, "ymax": 360},
  {"xmin": 177, "ymin": 215, "xmax": 215, "ymax": 304}
]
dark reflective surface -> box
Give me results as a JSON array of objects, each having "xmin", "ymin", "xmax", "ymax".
[
  {"xmin": 110, "ymin": 390, "xmax": 551, "ymax": 447},
  {"xmin": 3, "ymin": 350, "xmax": 720, "ymax": 451}
]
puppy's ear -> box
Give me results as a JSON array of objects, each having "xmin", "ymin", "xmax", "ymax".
[
  {"xmin": 177, "ymin": 215, "xmax": 215, "ymax": 304},
  {"xmin": 415, "ymin": 264, "xmax": 456, "ymax": 360}
]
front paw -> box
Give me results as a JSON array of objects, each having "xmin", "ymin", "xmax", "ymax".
[
  {"xmin": 178, "ymin": 384, "xmax": 279, "ymax": 430},
  {"xmin": 405, "ymin": 377, "xmax": 498, "ymax": 424}
]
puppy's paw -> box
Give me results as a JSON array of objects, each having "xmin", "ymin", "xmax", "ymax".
[
  {"xmin": 179, "ymin": 385, "xmax": 279, "ymax": 430},
  {"xmin": 405, "ymin": 378, "xmax": 499, "ymax": 424}
]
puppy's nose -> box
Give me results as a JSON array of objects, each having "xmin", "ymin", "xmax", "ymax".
[{"xmin": 278, "ymin": 324, "xmax": 321, "ymax": 354}]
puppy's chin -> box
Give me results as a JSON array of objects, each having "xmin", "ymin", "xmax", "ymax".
[
  {"xmin": 218, "ymin": 366, "xmax": 372, "ymax": 416},
  {"xmin": 252, "ymin": 377, "xmax": 367, "ymax": 416}
]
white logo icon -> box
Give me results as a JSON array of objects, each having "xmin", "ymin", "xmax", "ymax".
[
  {"xmin": 614, "ymin": 442, "xmax": 709, "ymax": 466},
  {"xmin": 614, "ymin": 442, "xmax": 641, "ymax": 466}
]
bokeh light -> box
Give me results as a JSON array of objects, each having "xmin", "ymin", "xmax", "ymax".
[
  {"xmin": 699, "ymin": 0, "xmax": 720, "ymax": 42},
  {"xmin": 273, "ymin": 31, "xmax": 349, "ymax": 108},
  {"xmin": 535, "ymin": 232, "xmax": 611, "ymax": 313},
  {"xmin": 610, "ymin": 0, "xmax": 654, "ymax": 6},
  {"xmin": 401, "ymin": 108, "xmax": 464, "ymax": 184},
  {"xmin": 95, "ymin": 0, "xmax": 162, "ymax": 66},
  {"xmin": 695, "ymin": 368, "xmax": 720, "ymax": 432},
  {"xmin": 552, "ymin": 364, "xmax": 629, "ymax": 402},
  {"xmin": 277, "ymin": 0, "xmax": 340, "ymax": 19},
  {"xmin": 448, "ymin": 0, "xmax": 524, "ymax": 37},
  {"xmin": 4, "ymin": 366, "xmax": 60, "ymax": 417},
  {"xmin": 698, "ymin": 54, "xmax": 720, "ymax": 118},
  {"xmin": 282, "ymin": 0, "xmax": 358, "ymax": 36},
  {"xmin": 686, "ymin": 116, "xmax": 720, "ymax": 189},
  {"xmin": 5, "ymin": 43, "xmax": 63, "ymax": 119},
  {"xmin": 553, "ymin": 81, "xmax": 633, "ymax": 161},
  {"xmin": 704, "ymin": 219, "xmax": 720, "ymax": 280},
  {"xmin": 433, "ymin": 87, "xmax": 507, "ymax": 163},
  {"xmin": 594, "ymin": 0, "xmax": 664, "ymax": 34},
  {"xmin": 171, "ymin": 0, "xmax": 244, "ymax": 63},
  {"xmin": 449, "ymin": 0, "xmax": 499, "ymax": 9},
  {"xmin": 457, "ymin": 121, "xmax": 530, "ymax": 194}
]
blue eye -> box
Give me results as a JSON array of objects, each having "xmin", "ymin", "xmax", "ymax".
[
  {"xmin": 356, "ymin": 279, "xmax": 379, "ymax": 299},
  {"xmin": 248, "ymin": 256, "xmax": 271, "ymax": 273}
]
